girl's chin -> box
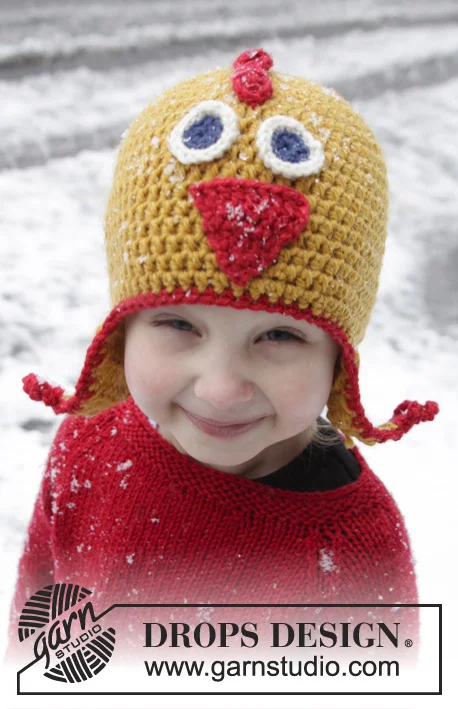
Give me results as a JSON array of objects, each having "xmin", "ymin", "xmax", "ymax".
[{"xmin": 180, "ymin": 433, "xmax": 268, "ymax": 472}]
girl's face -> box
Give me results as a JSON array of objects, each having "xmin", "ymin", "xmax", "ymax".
[{"xmin": 124, "ymin": 305, "xmax": 340, "ymax": 479}]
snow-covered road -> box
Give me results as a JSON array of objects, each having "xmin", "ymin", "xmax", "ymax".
[{"xmin": 1, "ymin": 1, "xmax": 457, "ymax": 702}]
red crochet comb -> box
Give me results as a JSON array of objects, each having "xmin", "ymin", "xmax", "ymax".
[{"xmin": 231, "ymin": 48, "xmax": 274, "ymax": 108}]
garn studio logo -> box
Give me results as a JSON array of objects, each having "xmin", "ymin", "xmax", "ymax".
[{"xmin": 17, "ymin": 583, "xmax": 116, "ymax": 682}]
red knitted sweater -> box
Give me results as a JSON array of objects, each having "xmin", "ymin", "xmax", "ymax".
[{"xmin": 8, "ymin": 396, "xmax": 419, "ymax": 658}]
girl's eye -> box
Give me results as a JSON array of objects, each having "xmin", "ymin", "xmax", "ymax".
[
  {"xmin": 261, "ymin": 329, "xmax": 303, "ymax": 343},
  {"xmin": 154, "ymin": 319, "xmax": 195, "ymax": 332},
  {"xmin": 167, "ymin": 100, "xmax": 239, "ymax": 164},
  {"xmin": 154, "ymin": 320, "xmax": 303, "ymax": 343}
]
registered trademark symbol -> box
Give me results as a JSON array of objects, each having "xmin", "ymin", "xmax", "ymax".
[{"xmin": 405, "ymin": 638, "xmax": 413, "ymax": 648}]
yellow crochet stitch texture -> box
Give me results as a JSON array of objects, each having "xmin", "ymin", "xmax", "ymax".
[{"xmin": 105, "ymin": 69, "xmax": 387, "ymax": 341}]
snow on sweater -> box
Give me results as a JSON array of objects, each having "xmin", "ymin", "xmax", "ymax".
[{"xmin": 7, "ymin": 396, "xmax": 419, "ymax": 658}]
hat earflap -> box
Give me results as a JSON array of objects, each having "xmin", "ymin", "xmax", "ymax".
[
  {"xmin": 22, "ymin": 316, "xmax": 129, "ymax": 417},
  {"xmin": 327, "ymin": 346, "xmax": 439, "ymax": 449}
]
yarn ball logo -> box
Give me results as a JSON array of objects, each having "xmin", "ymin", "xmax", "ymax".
[{"xmin": 17, "ymin": 583, "xmax": 116, "ymax": 683}]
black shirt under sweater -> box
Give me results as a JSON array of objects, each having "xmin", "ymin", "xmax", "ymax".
[{"xmin": 255, "ymin": 419, "xmax": 361, "ymax": 492}]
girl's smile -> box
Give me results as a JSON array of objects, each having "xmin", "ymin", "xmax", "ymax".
[{"xmin": 180, "ymin": 405, "xmax": 267, "ymax": 439}]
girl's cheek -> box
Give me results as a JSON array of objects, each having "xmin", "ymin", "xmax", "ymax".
[
  {"xmin": 124, "ymin": 340, "xmax": 151, "ymax": 399},
  {"xmin": 125, "ymin": 367, "xmax": 173, "ymax": 419},
  {"xmin": 125, "ymin": 350, "xmax": 169, "ymax": 400},
  {"xmin": 278, "ymin": 360, "xmax": 334, "ymax": 419},
  {"xmin": 144, "ymin": 368, "xmax": 175, "ymax": 399},
  {"xmin": 125, "ymin": 326, "xmax": 182, "ymax": 401}
]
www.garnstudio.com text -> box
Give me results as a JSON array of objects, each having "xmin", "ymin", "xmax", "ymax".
[{"xmin": 143, "ymin": 656, "xmax": 399, "ymax": 681}]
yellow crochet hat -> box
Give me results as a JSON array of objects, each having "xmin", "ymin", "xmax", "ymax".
[{"xmin": 24, "ymin": 49, "xmax": 438, "ymax": 448}]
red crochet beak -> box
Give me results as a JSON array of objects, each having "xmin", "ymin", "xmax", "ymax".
[{"xmin": 188, "ymin": 177, "xmax": 310, "ymax": 287}]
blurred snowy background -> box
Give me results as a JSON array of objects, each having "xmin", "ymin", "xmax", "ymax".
[{"xmin": 1, "ymin": 0, "xmax": 457, "ymax": 687}]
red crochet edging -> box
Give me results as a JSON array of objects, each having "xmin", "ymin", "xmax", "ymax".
[{"xmin": 22, "ymin": 287, "xmax": 439, "ymax": 442}]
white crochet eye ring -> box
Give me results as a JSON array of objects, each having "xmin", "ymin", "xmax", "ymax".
[
  {"xmin": 167, "ymin": 100, "xmax": 240, "ymax": 164},
  {"xmin": 256, "ymin": 115, "xmax": 325, "ymax": 178}
]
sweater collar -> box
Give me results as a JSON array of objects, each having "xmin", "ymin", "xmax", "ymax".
[{"xmin": 126, "ymin": 397, "xmax": 375, "ymax": 525}]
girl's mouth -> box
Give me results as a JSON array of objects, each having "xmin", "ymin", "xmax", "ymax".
[{"xmin": 182, "ymin": 409, "xmax": 266, "ymax": 439}]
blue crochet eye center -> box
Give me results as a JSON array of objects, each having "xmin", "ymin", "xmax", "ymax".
[
  {"xmin": 271, "ymin": 129, "xmax": 310, "ymax": 163},
  {"xmin": 183, "ymin": 114, "xmax": 223, "ymax": 150}
]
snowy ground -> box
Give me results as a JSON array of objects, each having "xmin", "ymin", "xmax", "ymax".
[{"xmin": 1, "ymin": 1, "xmax": 457, "ymax": 707}]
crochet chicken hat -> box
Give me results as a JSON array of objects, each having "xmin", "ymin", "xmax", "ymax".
[{"xmin": 24, "ymin": 48, "xmax": 439, "ymax": 448}]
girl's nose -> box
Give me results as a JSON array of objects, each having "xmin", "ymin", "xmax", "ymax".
[{"xmin": 193, "ymin": 371, "xmax": 255, "ymax": 410}]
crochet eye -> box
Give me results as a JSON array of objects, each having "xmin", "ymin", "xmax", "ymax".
[
  {"xmin": 167, "ymin": 100, "xmax": 239, "ymax": 164},
  {"xmin": 256, "ymin": 115, "xmax": 325, "ymax": 178}
]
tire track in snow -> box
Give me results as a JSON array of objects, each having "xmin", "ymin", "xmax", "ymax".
[
  {"xmin": 1, "ymin": 49, "xmax": 458, "ymax": 172},
  {"xmin": 1, "ymin": 11, "xmax": 458, "ymax": 81}
]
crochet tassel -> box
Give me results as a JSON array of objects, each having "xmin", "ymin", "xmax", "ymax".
[
  {"xmin": 22, "ymin": 374, "xmax": 74, "ymax": 415},
  {"xmin": 341, "ymin": 399, "xmax": 440, "ymax": 450},
  {"xmin": 376, "ymin": 399, "xmax": 440, "ymax": 439}
]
